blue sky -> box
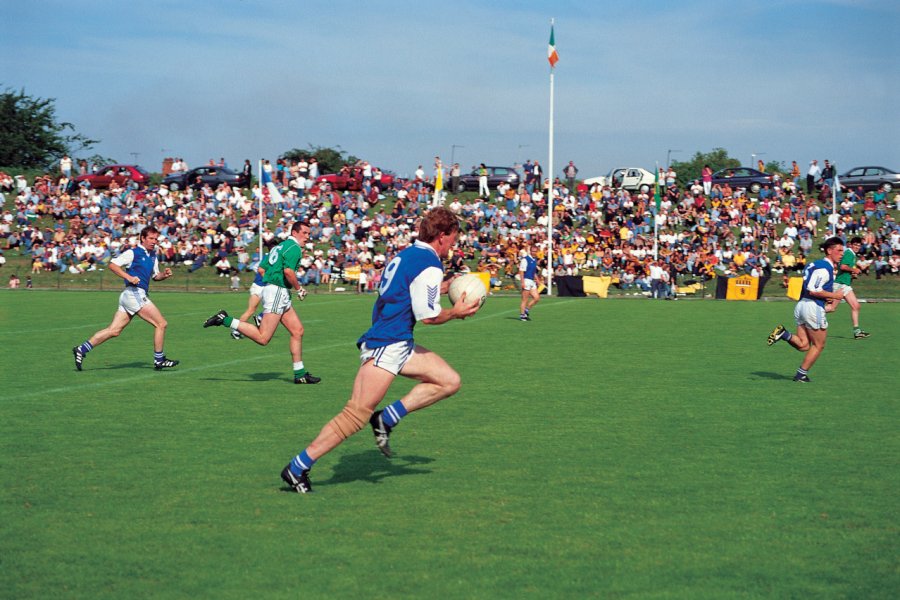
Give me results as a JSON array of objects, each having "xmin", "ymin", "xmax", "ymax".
[{"xmin": 3, "ymin": 0, "xmax": 898, "ymax": 178}]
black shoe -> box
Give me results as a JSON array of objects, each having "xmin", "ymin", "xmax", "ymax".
[
  {"xmin": 854, "ymin": 330, "xmax": 870, "ymax": 339},
  {"xmin": 154, "ymin": 358, "xmax": 179, "ymax": 370},
  {"xmin": 73, "ymin": 346, "xmax": 85, "ymax": 371},
  {"xmin": 253, "ymin": 313, "xmax": 263, "ymax": 328},
  {"xmin": 370, "ymin": 410, "xmax": 393, "ymax": 458},
  {"xmin": 519, "ymin": 314, "xmax": 528, "ymax": 321},
  {"xmin": 793, "ymin": 373, "xmax": 811, "ymax": 383},
  {"xmin": 281, "ymin": 465, "xmax": 313, "ymax": 494},
  {"xmin": 203, "ymin": 310, "xmax": 228, "ymax": 328},
  {"xmin": 294, "ymin": 372, "xmax": 321, "ymax": 384}
]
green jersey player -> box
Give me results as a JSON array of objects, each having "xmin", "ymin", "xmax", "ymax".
[
  {"xmin": 826, "ymin": 236, "xmax": 869, "ymax": 339},
  {"xmin": 204, "ymin": 221, "xmax": 320, "ymax": 383}
]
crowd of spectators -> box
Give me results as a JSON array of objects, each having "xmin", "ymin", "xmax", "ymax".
[{"xmin": 1, "ymin": 158, "xmax": 899, "ymax": 295}]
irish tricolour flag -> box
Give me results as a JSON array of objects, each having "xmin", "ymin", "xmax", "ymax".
[{"xmin": 548, "ymin": 24, "xmax": 559, "ymax": 68}]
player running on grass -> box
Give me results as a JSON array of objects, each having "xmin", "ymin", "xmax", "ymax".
[
  {"xmin": 280, "ymin": 207, "xmax": 480, "ymax": 493},
  {"xmin": 203, "ymin": 221, "xmax": 320, "ymax": 384},
  {"xmin": 825, "ymin": 236, "xmax": 870, "ymax": 339},
  {"xmin": 72, "ymin": 226, "xmax": 179, "ymax": 371},
  {"xmin": 767, "ymin": 236, "xmax": 846, "ymax": 383}
]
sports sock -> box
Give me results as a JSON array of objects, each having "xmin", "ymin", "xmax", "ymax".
[
  {"xmin": 290, "ymin": 450, "xmax": 316, "ymax": 475},
  {"xmin": 780, "ymin": 330, "xmax": 792, "ymax": 342},
  {"xmin": 293, "ymin": 361, "xmax": 306, "ymax": 377},
  {"xmin": 382, "ymin": 400, "xmax": 408, "ymax": 428},
  {"xmin": 223, "ymin": 316, "xmax": 235, "ymax": 327},
  {"xmin": 795, "ymin": 367, "xmax": 808, "ymax": 377},
  {"xmin": 853, "ymin": 327, "xmax": 861, "ymax": 333},
  {"xmin": 77, "ymin": 341, "xmax": 94, "ymax": 354},
  {"xmin": 154, "ymin": 351, "xmax": 165, "ymax": 363}
]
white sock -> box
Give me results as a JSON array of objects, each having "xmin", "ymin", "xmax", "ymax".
[{"xmin": 293, "ymin": 361, "xmax": 304, "ymax": 371}]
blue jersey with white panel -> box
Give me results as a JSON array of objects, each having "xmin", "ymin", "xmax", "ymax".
[
  {"xmin": 111, "ymin": 245, "xmax": 159, "ymax": 292},
  {"xmin": 800, "ymin": 258, "xmax": 835, "ymax": 308},
  {"xmin": 358, "ymin": 240, "xmax": 443, "ymax": 348},
  {"xmin": 519, "ymin": 255, "xmax": 538, "ymax": 280}
]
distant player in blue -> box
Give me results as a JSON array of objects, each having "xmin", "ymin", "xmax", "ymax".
[
  {"xmin": 518, "ymin": 245, "xmax": 540, "ymax": 321},
  {"xmin": 72, "ymin": 226, "xmax": 179, "ymax": 371},
  {"xmin": 281, "ymin": 207, "xmax": 480, "ymax": 493},
  {"xmin": 228, "ymin": 253, "xmax": 267, "ymax": 340},
  {"xmin": 767, "ymin": 236, "xmax": 846, "ymax": 382}
]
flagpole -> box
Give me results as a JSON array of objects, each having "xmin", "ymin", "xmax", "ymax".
[
  {"xmin": 831, "ymin": 166, "xmax": 837, "ymax": 237},
  {"xmin": 653, "ymin": 161, "xmax": 659, "ymax": 261},
  {"xmin": 258, "ymin": 159, "xmax": 263, "ymax": 262},
  {"xmin": 546, "ymin": 18, "xmax": 556, "ymax": 296}
]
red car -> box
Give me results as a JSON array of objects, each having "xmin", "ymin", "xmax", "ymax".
[
  {"xmin": 74, "ymin": 164, "xmax": 151, "ymax": 189},
  {"xmin": 316, "ymin": 166, "xmax": 394, "ymax": 191}
]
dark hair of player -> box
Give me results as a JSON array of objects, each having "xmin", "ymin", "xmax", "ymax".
[
  {"xmin": 140, "ymin": 226, "xmax": 160, "ymax": 240},
  {"xmin": 820, "ymin": 236, "xmax": 844, "ymax": 253}
]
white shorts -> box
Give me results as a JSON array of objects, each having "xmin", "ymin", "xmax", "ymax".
[
  {"xmin": 260, "ymin": 285, "xmax": 293, "ymax": 315},
  {"xmin": 118, "ymin": 287, "xmax": 152, "ymax": 316},
  {"xmin": 522, "ymin": 278, "xmax": 537, "ymax": 291},
  {"xmin": 794, "ymin": 300, "xmax": 828, "ymax": 330},
  {"xmin": 359, "ymin": 340, "xmax": 414, "ymax": 375},
  {"xmin": 249, "ymin": 282, "xmax": 266, "ymax": 298},
  {"xmin": 833, "ymin": 282, "xmax": 853, "ymax": 297}
]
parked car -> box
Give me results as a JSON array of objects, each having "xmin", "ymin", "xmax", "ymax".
[
  {"xmin": 74, "ymin": 164, "xmax": 151, "ymax": 189},
  {"xmin": 835, "ymin": 166, "xmax": 900, "ymax": 193},
  {"xmin": 583, "ymin": 167, "xmax": 656, "ymax": 193},
  {"xmin": 710, "ymin": 167, "xmax": 774, "ymax": 194},
  {"xmin": 453, "ymin": 166, "xmax": 520, "ymax": 193},
  {"xmin": 162, "ymin": 166, "xmax": 249, "ymax": 191},
  {"xmin": 316, "ymin": 166, "xmax": 395, "ymax": 191}
]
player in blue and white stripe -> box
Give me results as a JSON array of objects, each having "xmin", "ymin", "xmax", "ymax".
[
  {"xmin": 518, "ymin": 245, "xmax": 540, "ymax": 321},
  {"xmin": 228, "ymin": 254, "xmax": 267, "ymax": 340},
  {"xmin": 767, "ymin": 236, "xmax": 846, "ymax": 382},
  {"xmin": 281, "ymin": 207, "xmax": 480, "ymax": 493},
  {"xmin": 72, "ymin": 226, "xmax": 179, "ymax": 371}
]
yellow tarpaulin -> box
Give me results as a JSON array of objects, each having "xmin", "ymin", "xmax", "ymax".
[{"xmin": 582, "ymin": 276, "xmax": 612, "ymax": 298}]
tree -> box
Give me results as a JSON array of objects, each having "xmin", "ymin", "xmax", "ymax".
[
  {"xmin": 280, "ymin": 144, "xmax": 360, "ymax": 175},
  {"xmin": 0, "ymin": 86, "xmax": 98, "ymax": 169},
  {"xmin": 670, "ymin": 148, "xmax": 740, "ymax": 186}
]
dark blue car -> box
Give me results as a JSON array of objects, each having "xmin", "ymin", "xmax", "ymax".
[{"xmin": 710, "ymin": 167, "xmax": 774, "ymax": 194}]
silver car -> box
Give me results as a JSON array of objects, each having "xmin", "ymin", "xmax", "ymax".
[{"xmin": 838, "ymin": 166, "xmax": 900, "ymax": 192}]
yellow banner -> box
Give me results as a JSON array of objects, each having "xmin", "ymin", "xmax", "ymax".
[
  {"xmin": 473, "ymin": 271, "xmax": 491, "ymax": 292},
  {"xmin": 726, "ymin": 275, "xmax": 758, "ymax": 301},
  {"xmin": 343, "ymin": 265, "xmax": 361, "ymax": 281},
  {"xmin": 787, "ymin": 277, "xmax": 802, "ymax": 301}
]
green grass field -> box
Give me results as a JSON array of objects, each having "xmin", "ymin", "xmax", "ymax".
[{"xmin": 1, "ymin": 291, "xmax": 897, "ymax": 598}]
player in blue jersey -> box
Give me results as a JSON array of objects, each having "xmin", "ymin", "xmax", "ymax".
[
  {"xmin": 767, "ymin": 237, "xmax": 846, "ymax": 382},
  {"xmin": 518, "ymin": 245, "xmax": 540, "ymax": 321},
  {"xmin": 281, "ymin": 207, "xmax": 480, "ymax": 493},
  {"xmin": 228, "ymin": 255, "xmax": 267, "ymax": 340},
  {"xmin": 72, "ymin": 226, "xmax": 179, "ymax": 371}
]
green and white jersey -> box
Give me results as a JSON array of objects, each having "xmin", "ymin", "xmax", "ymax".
[
  {"xmin": 262, "ymin": 237, "xmax": 302, "ymax": 289},
  {"xmin": 834, "ymin": 248, "xmax": 856, "ymax": 286}
]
